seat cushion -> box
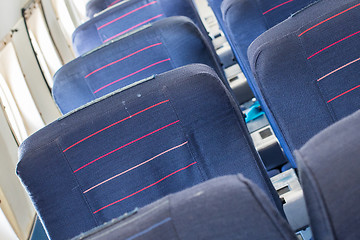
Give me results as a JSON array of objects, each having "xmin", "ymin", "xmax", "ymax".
[
  {"xmin": 74, "ymin": 0, "xmax": 207, "ymax": 55},
  {"xmin": 54, "ymin": 17, "xmax": 225, "ymax": 114},
  {"xmin": 296, "ymin": 109, "xmax": 360, "ymax": 240},
  {"xmin": 219, "ymin": 0, "xmax": 316, "ymax": 91},
  {"xmin": 73, "ymin": 175, "xmax": 296, "ymax": 240},
  {"xmin": 248, "ymin": 0, "xmax": 360, "ymax": 165},
  {"xmin": 19, "ymin": 64, "xmax": 282, "ymax": 239}
]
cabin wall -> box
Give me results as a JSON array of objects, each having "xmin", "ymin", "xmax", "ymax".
[
  {"xmin": 0, "ymin": 106, "xmax": 35, "ymax": 240},
  {"xmin": 0, "ymin": 0, "xmax": 28, "ymax": 40},
  {"xmin": 0, "ymin": 1, "xmax": 67, "ymax": 239}
]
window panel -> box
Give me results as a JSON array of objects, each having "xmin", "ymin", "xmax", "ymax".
[
  {"xmin": 0, "ymin": 42, "xmax": 44, "ymax": 138},
  {"xmin": 25, "ymin": 2, "xmax": 63, "ymax": 87}
]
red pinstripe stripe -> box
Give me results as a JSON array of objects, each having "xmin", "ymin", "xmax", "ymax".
[
  {"xmin": 93, "ymin": 161, "xmax": 197, "ymax": 213},
  {"xmin": 299, "ymin": 3, "xmax": 360, "ymax": 37},
  {"xmin": 307, "ymin": 30, "xmax": 360, "ymax": 59},
  {"xmin": 93, "ymin": 58, "xmax": 170, "ymax": 93},
  {"xmin": 103, "ymin": 14, "xmax": 163, "ymax": 43},
  {"xmin": 63, "ymin": 100, "xmax": 169, "ymax": 152},
  {"xmin": 327, "ymin": 84, "xmax": 360, "ymax": 103},
  {"xmin": 97, "ymin": 1, "xmax": 157, "ymax": 30},
  {"xmin": 73, "ymin": 120, "xmax": 180, "ymax": 173},
  {"xmin": 108, "ymin": 0, "xmax": 122, "ymax": 7},
  {"xmin": 263, "ymin": 0, "xmax": 294, "ymax": 15},
  {"xmin": 83, "ymin": 141, "xmax": 188, "ymax": 193},
  {"xmin": 84, "ymin": 43, "xmax": 162, "ymax": 79}
]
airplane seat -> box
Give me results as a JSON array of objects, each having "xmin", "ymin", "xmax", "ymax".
[
  {"xmin": 72, "ymin": 175, "xmax": 296, "ymax": 240},
  {"xmin": 209, "ymin": 0, "xmax": 316, "ymax": 94},
  {"xmin": 248, "ymin": 0, "xmax": 360, "ymax": 166},
  {"xmin": 73, "ymin": 0, "xmax": 209, "ymax": 56},
  {"xmin": 53, "ymin": 17, "xmax": 225, "ymax": 114},
  {"xmin": 295, "ymin": 109, "xmax": 360, "ymax": 240},
  {"xmin": 208, "ymin": 0, "xmax": 315, "ymax": 172},
  {"xmin": 17, "ymin": 64, "xmax": 283, "ymax": 240},
  {"xmin": 86, "ymin": 0, "xmax": 116, "ymax": 18}
]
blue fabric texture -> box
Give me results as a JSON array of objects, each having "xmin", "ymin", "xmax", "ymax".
[
  {"xmin": 86, "ymin": 0, "xmax": 117, "ymax": 18},
  {"xmin": 210, "ymin": 0, "xmax": 316, "ymax": 97},
  {"xmin": 248, "ymin": 0, "xmax": 360, "ymax": 166},
  {"xmin": 73, "ymin": 0, "xmax": 208, "ymax": 56},
  {"xmin": 212, "ymin": 0, "xmax": 315, "ymax": 167},
  {"xmin": 18, "ymin": 64, "xmax": 282, "ymax": 240},
  {"xmin": 295, "ymin": 109, "xmax": 360, "ymax": 240},
  {"xmin": 54, "ymin": 17, "xmax": 225, "ymax": 114},
  {"xmin": 72, "ymin": 175, "xmax": 296, "ymax": 240}
]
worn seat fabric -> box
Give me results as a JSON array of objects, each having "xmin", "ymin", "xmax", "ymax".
[
  {"xmin": 18, "ymin": 64, "xmax": 282, "ymax": 240},
  {"xmin": 74, "ymin": 0, "xmax": 207, "ymax": 55},
  {"xmin": 295, "ymin": 109, "xmax": 360, "ymax": 240},
  {"xmin": 72, "ymin": 175, "xmax": 296, "ymax": 240},
  {"xmin": 248, "ymin": 0, "xmax": 360, "ymax": 166},
  {"xmin": 54, "ymin": 17, "xmax": 225, "ymax": 114}
]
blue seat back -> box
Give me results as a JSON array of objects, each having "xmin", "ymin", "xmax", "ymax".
[
  {"xmin": 73, "ymin": 175, "xmax": 296, "ymax": 240},
  {"xmin": 74, "ymin": 0, "xmax": 207, "ymax": 55},
  {"xmin": 86, "ymin": 0, "xmax": 118, "ymax": 18},
  {"xmin": 296, "ymin": 109, "xmax": 360, "ymax": 240},
  {"xmin": 248, "ymin": 0, "xmax": 360, "ymax": 166},
  {"xmin": 218, "ymin": 0, "xmax": 316, "ymax": 95},
  {"xmin": 54, "ymin": 17, "xmax": 225, "ymax": 114},
  {"xmin": 18, "ymin": 64, "xmax": 282, "ymax": 240}
]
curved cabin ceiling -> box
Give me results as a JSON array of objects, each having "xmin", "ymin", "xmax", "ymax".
[{"xmin": 0, "ymin": 0, "xmax": 28, "ymax": 40}]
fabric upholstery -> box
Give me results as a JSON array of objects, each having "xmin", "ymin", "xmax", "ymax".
[
  {"xmin": 86, "ymin": 0, "xmax": 120, "ymax": 18},
  {"xmin": 248, "ymin": 0, "xmax": 360, "ymax": 166},
  {"xmin": 72, "ymin": 175, "xmax": 296, "ymax": 240},
  {"xmin": 295, "ymin": 109, "xmax": 360, "ymax": 240},
  {"xmin": 54, "ymin": 17, "xmax": 225, "ymax": 114},
  {"xmin": 18, "ymin": 64, "xmax": 282, "ymax": 240},
  {"xmin": 212, "ymin": 0, "xmax": 316, "ymax": 168},
  {"xmin": 74, "ymin": 0, "xmax": 208, "ymax": 56},
  {"xmin": 209, "ymin": 0, "xmax": 316, "ymax": 96}
]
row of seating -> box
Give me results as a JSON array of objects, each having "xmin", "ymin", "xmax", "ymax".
[
  {"xmin": 16, "ymin": 0, "xmax": 359, "ymax": 239},
  {"xmin": 54, "ymin": 0, "xmax": 288, "ymax": 174},
  {"xmin": 217, "ymin": 0, "xmax": 360, "ymax": 167},
  {"xmin": 19, "ymin": 66, "xmax": 360, "ymax": 240},
  {"xmin": 72, "ymin": 105, "xmax": 360, "ymax": 240},
  {"xmin": 73, "ymin": 0, "xmax": 209, "ymax": 56},
  {"xmin": 54, "ymin": 16, "xmax": 226, "ymax": 113},
  {"xmin": 19, "ymin": 64, "xmax": 284, "ymax": 239}
]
